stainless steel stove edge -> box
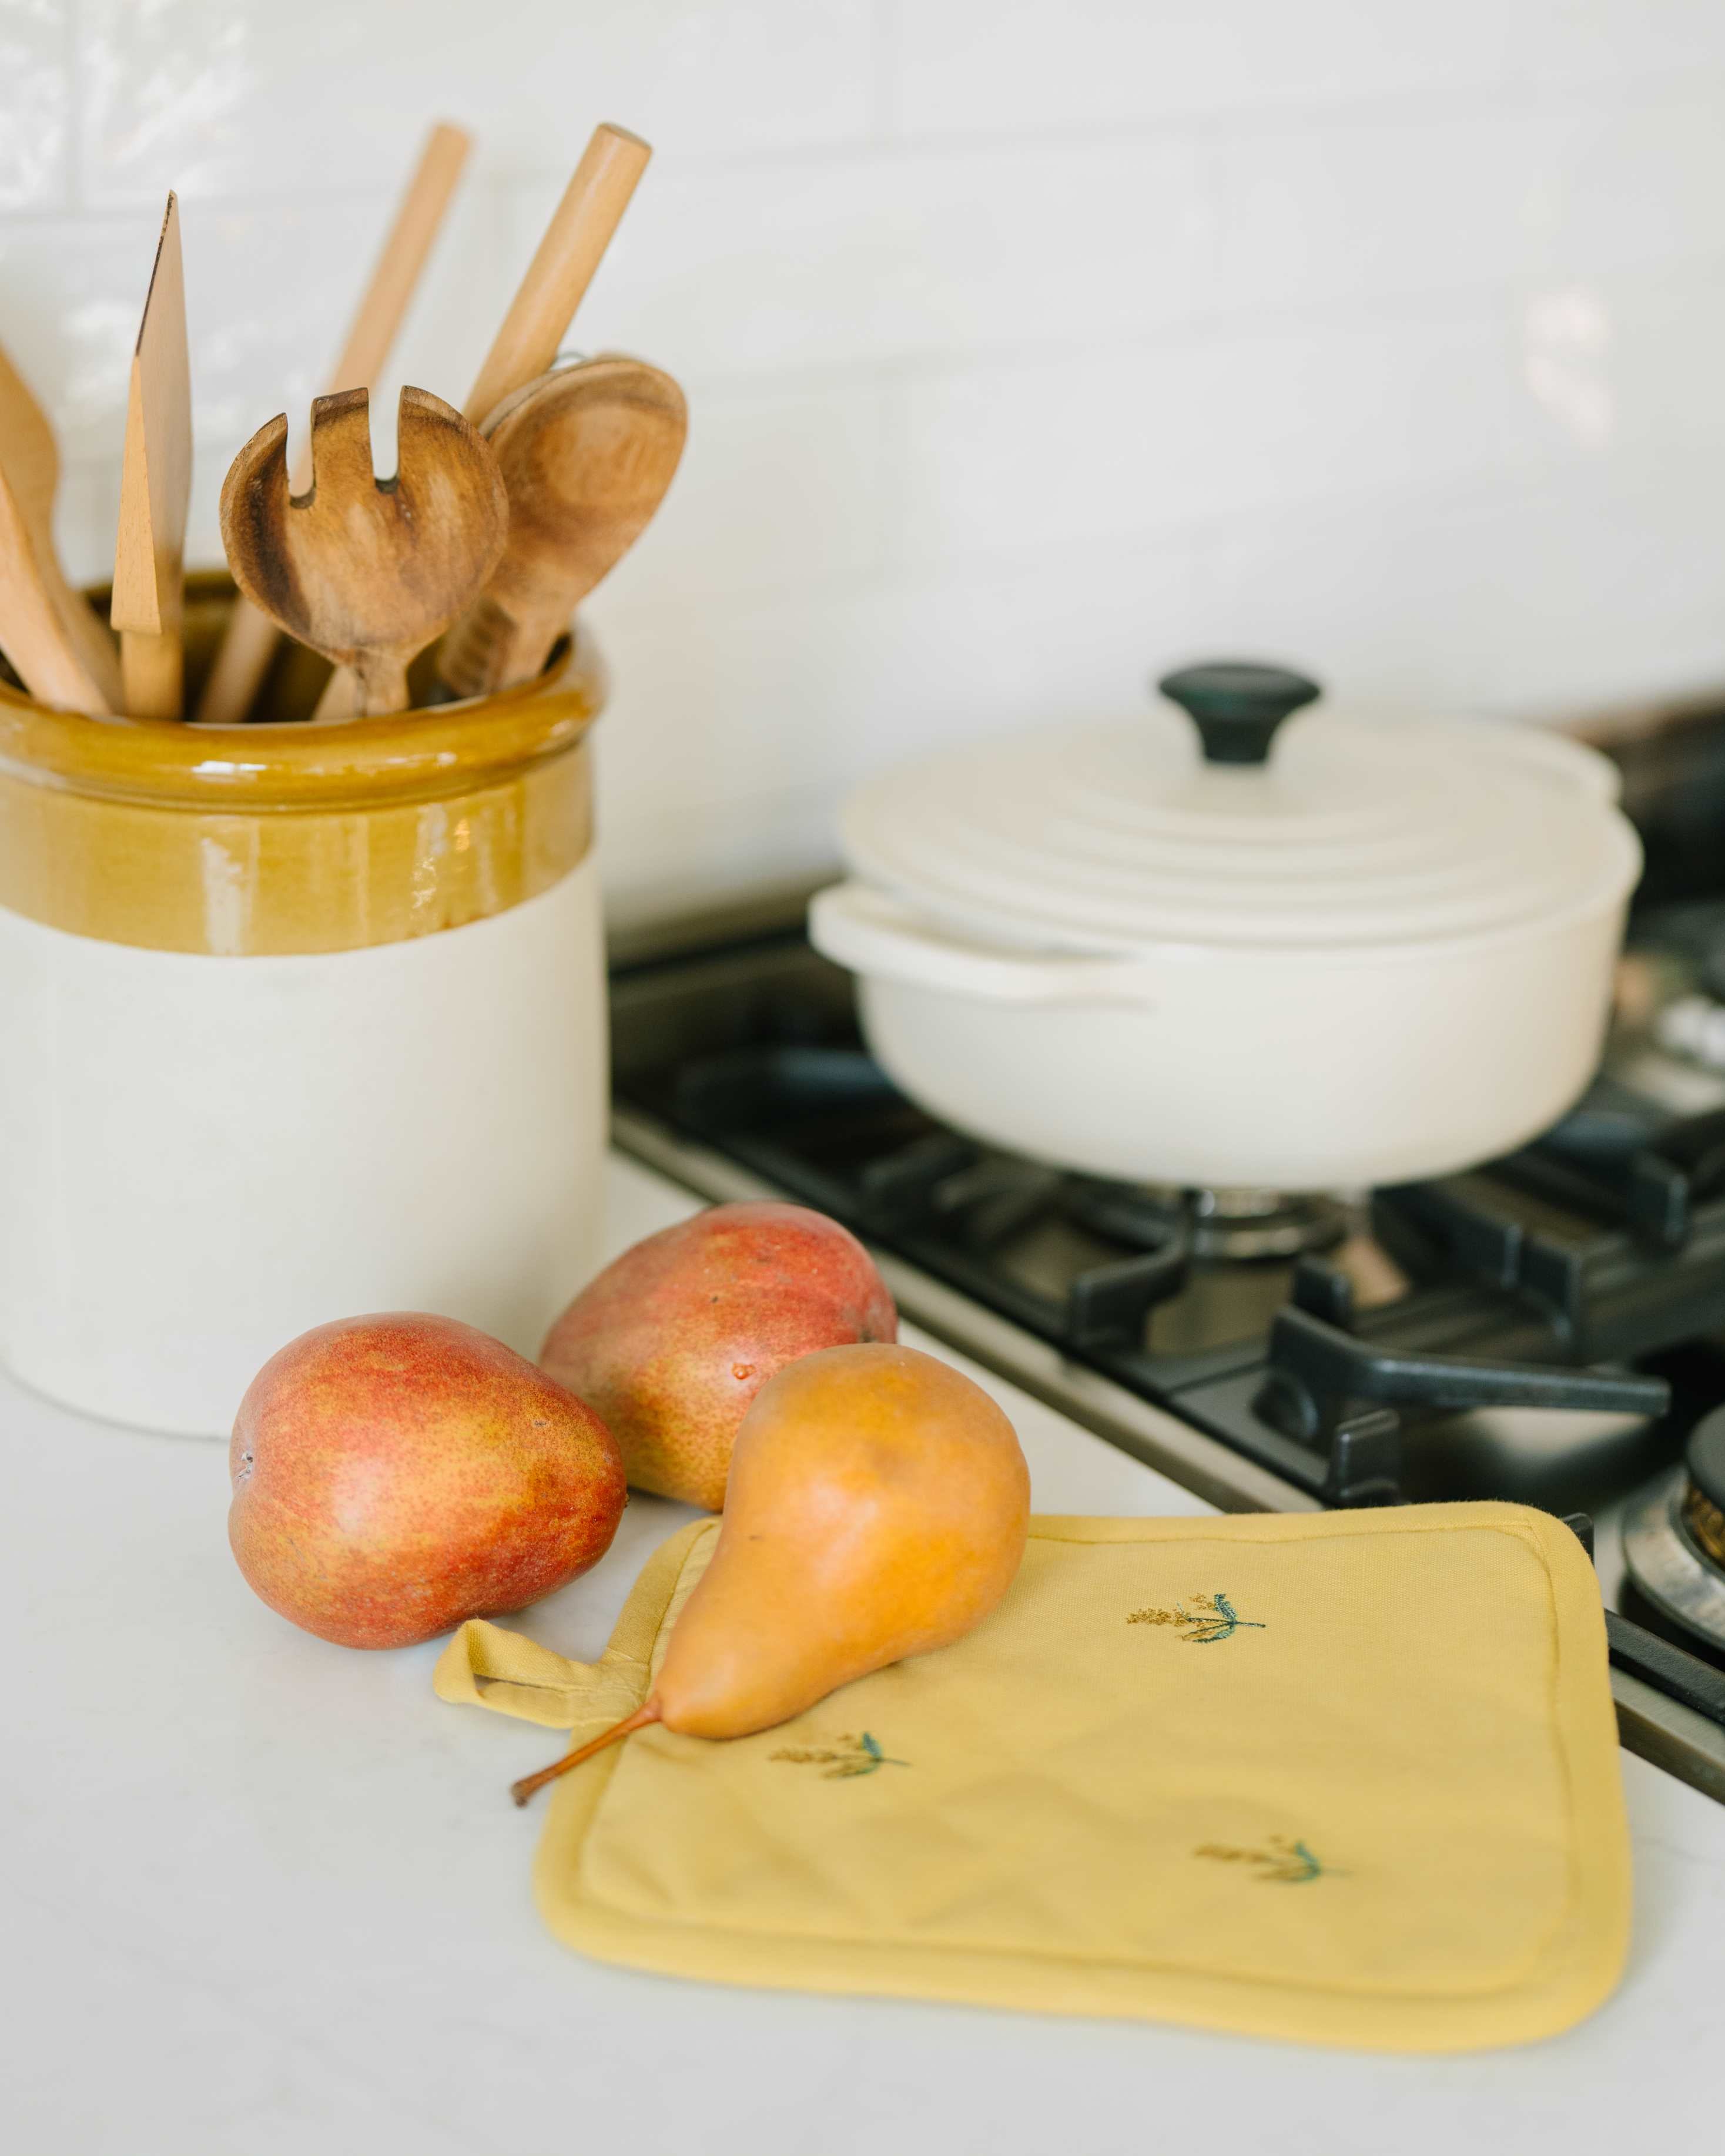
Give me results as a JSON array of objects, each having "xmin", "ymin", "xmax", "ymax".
[{"xmin": 1611, "ymin": 1670, "xmax": 1725, "ymax": 1802}]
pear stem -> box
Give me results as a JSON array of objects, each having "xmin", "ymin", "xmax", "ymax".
[{"xmin": 510, "ymin": 1699, "xmax": 661, "ymax": 1808}]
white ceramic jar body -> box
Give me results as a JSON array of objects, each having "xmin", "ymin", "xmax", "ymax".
[
  {"xmin": 0, "ymin": 586, "xmax": 611, "ymax": 1438},
  {"xmin": 0, "ymin": 861, "xmax": 606, "ymax": 1435}
]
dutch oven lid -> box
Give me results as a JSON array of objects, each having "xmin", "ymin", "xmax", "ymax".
[{"xmin": 836, "ymin": 662, "xmax": 1639, "ymax": 956}]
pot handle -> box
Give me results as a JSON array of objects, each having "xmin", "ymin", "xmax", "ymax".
[{"xmin": 809, "ymin": 883, "xmax": 1154, "ymax": 1007}]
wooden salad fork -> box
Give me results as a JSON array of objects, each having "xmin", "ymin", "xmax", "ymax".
[
  {"xmin": 219, "ymin": 384, "xmax": 507, "ymax": 718},
  {"xmin": 195, "ymin": 122, "xmax": 473, "ymax": 725}
]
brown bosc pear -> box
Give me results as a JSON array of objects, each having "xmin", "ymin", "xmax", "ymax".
[{"xmin": 511, "ymin": 1342, "xmax": 1030, "ymax": 1805}]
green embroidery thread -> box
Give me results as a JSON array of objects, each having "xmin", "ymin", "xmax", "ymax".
[
  {"xmin": 1127, "ymin": 1590, "xmax": 1265, "ymax": 1642},
  {"xmin": 769, "ymin": 1731, "xmax": 907, "ymax": 1779},
  {"xmin": 1194, "ymin": 1836, "xmax": 1327, "ymax": 1884}
]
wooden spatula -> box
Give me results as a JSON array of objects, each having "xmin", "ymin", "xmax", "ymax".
[
  {"xmin": 194, "ymin": 121, "xmax": 472, "ymax": 726},
  {"xmin": 438, "ymin": 356, "xmax": 685, "ymax": 699},
  {"xmin": 112, "ymin": 192, "xmax": 192, "ymax": 719},
  {"xmin": 219, "ymin": 384, "xmax": 507, "ymax": 717},
  {"xmin": 0, "ymin": 337, "xmax": 122, "ymax": 711}
]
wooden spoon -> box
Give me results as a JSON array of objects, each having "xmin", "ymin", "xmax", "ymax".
[
  {"xmin": 112, "ymin": 192, "xmax": 193, "ymax": 718},
  {"xmin": 219, "ymin": 384, "xmax": 507, "ymax": 717},
  {"xmin": 438, "ymin": 356, "xmax": 686, "ymax": 699},
  {"xmin": 0, "ymin": 337, "xmax": 122, "ymax": 712},
  {"xmin": 195, "ymin": 121, "xmax": 473, "ymax": 726}
]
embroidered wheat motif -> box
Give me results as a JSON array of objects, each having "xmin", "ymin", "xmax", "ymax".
[
  {"xmin": 1194, "ymin": 1836, "xmax": 1328, "ymax": 1883},
  {"xmin": 1127, "ymin": 1590, "xmax": 1265, "ymax": 1642},
  {"xmin": 768, "ymin": 1731, "xmax": 907, "ymax": 1779}
]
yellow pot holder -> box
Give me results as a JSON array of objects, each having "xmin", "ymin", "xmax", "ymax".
[{"xmin": 435, "ymin": 1503, "xmax": 1630, "ymax": 2051}]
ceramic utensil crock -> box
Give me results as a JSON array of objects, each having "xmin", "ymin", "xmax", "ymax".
[
  {"xmin": 810, "ymin": 663, "xmax": 1642, "ymax": 1192},
  {"xmin": 0, "ymin": 578, "xmax": 608, "ymax": 1436}
]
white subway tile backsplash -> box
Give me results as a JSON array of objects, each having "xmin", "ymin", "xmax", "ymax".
[
  {"xmin": 76, "ymin": 0, "xmax": 877, "ymax": 207},
  {"xmin": 0, "ymin": 217, "xmax": 145, "ymax": 469},
  {"xmin": 1526, "ymin": 92, "xmax": 1725, "ymax": 276},
  {"xmin": 601, "ymin": 378, "xmax": 896, "ymax": 601},
  {"xmin": 1210, "ymin": 91, "xmax": 1725, "ymax": 322},
  {"xmin": 893, "ymin": 307, "xmax": 1536, "ymax": 569},
  {"xmin": 581, "ymin": 134, "xmax": 1211, "ymax": 377},
  {"xmin": 1184, "ymin": 448, "xmax": 1725, "ymax": 716},
  {"xmin": 1508, "ymin": 1, "xmax": 1725, "ymax": 90},
  {"xmin": 4, "ymin": 1, "xmax": 1725, "ymax": 923},
  {"xmin": 1573, "ymin": 264, "xmax": 1725, "ymax": 461},
  {"xmin": 0, "ymin": 1, "xmax": 70, "ymax": 210},
  {"xmin": 1210, "ymin": 109, "xmax": 1567, "ymax": 316},
  {"xmin": 892, "ymin": 2, "xmax": 1523, "ymax": 137}
]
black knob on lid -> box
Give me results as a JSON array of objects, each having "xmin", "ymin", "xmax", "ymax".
[{"xmin": 1157, "ymin": 660, "xmax": 1322, "ymax": 766}]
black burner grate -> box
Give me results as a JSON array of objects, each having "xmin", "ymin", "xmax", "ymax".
[{"xmin": 616, "ymin": 948, "xmax": 1725, "ymax": 1513}]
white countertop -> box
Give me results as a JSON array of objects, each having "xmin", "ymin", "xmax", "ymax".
[{"xmin": 4, "ymin": 1152, "xmax": 1721, "ymax": 2154}]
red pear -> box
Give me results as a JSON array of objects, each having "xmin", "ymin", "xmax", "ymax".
[
  {"xmin": 229, "ymin": 1313, "xmax": 625, "ymax": 1649},
  {"xmin": 540, "ymin": 1202, "xmax": 896, "ymax": 1511}
]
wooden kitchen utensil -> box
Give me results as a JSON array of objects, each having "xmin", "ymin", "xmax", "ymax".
[
  {"xmin": 464, "ymin": 122, "xmax": 651, "ymax": 424},
  {"xmin": 194, "ymin": 121, "xmax": 473, "ymax": 726},
  {"xmin": 438, "ymin": 356, "xmax": 686, "ymax": 699},
  {"xmin": 219, "ymin": 384, "xmax": 507, "ymax": 717},
  {"xmin": 0, "ymin": 338, "xmax": 122, "ymax": 712},
  {"xmin": 314, "ymin": 120, "xmax": 651, "ymax": 725},
  {"xmin": 112, "ymin": 193, "xmax": 193, "ymax": 719}
]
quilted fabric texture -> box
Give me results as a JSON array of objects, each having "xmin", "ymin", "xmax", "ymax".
[{"xmin": 436, "ymin": 1504, "xmax": 1630, "ymax": 2050}]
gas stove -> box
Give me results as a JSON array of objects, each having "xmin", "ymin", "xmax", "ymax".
[{"xmin": 608, "ymin": 709, "xmax": 1725, "ymax": 1806}]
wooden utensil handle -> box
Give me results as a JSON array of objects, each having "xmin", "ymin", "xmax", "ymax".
[
  {"xmin": 309, "ymin": 665, "xmax": 356, "ymax": 723},
  {"xmin": 0, "ymin": 474, "xmax": 112, "ymax": 712},
  {"xmin": 437, "ymin": 591, "xmax": 554, "ymax": 700},
  {"xmin": 351, "ymin": 650, "xmax": 412, "ymax": 718},
  {"xmin": 121, "ymin": 627, "xmax": 183, "ymax": 721},
  {"xmin": 296, "ymin": 119, "xmax": 471, "ymax": 490},
  {"xmin": 192, "ymin": 594, "xmax": 277, "ymax": 727},
  {"xmin": 464, "ymin": 125, "xmax": 650, "ymax": 424}
]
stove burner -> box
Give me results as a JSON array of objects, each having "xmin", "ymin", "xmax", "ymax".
[
  {"xmin": 1068, "ymin": 1181, "xmax": 1351, "ymax": 1262},
  {"xmin": 623, "ymin": 950, "xmax": 1724, "ymax": 1509},
  {"xmin": 1623, "ymin": 1406, "xmax": 1725, "ymax": 1652}
]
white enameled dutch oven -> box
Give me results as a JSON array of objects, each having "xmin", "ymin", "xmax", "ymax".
[{"xmin": 809, "ymin": 663, "xmax": 1643, "ymax": 1192}]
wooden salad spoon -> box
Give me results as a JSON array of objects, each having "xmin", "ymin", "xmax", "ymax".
[
  {"xmin": 219, "ymin": 384, "xmax": 507, "ymax": 718},
  {"xmin": 437, "ymin": 355, "xmax": 686, "ymax": 699}
]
